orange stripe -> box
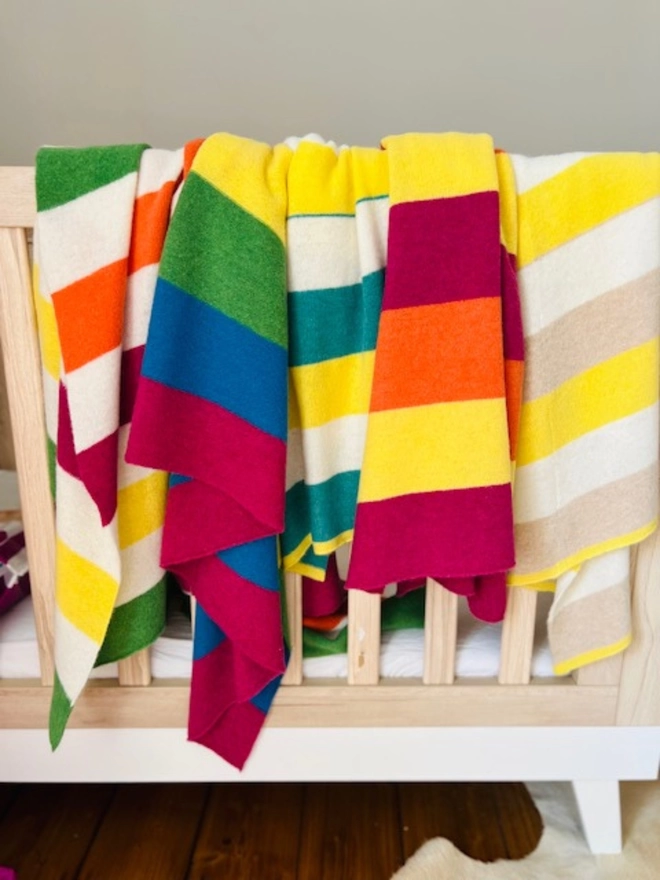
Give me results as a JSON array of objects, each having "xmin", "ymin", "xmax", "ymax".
[
  {"xmin": 303, "ymin": 613, "xmax": 347, "ymax": 632},
  {"xmin": 52, "ymin": 259, "xmax": 128, "ymax": 372},
  {"xmin": 505, "ymin": 358, "xmax": 524, "ymax": 460},
  {"xmin": 128, "ymin": 181, "xmax": 177, "ymax": 274},
  {"xmin": 184, "ymin": 139, "xmax": 205, "ymax": 177},
  {"xmin": 370, "ymin": 298, "xmax": 506, "ymax": 411}
]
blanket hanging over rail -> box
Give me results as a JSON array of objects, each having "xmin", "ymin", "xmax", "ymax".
[{"xmin": 33, "ymin": 133, "xmax": 660, "ymax": 769}]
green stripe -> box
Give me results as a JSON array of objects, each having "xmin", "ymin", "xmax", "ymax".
[
  {"xmin": 47, "ymin": 436, "xmax": 56, "ymax": 499},
  {"xmin": 95, "ymin": 577, "xmax": 167, "ymax": 666},
  {"xmin": 289, "ymin": 269, "xmax": 384, "ymax": 366},
  {"xmin": 283, "ymin": 471, "xmax": 360, "ymax": 559},
  {"xmin": 160, "ymin": 172, "xmax": 287, "ymax": 347},
  {"xmin": 49, "ymin": 671, "xmax": 72, "ymax": 749},
  {"xmin": 36, "ymin": 145, "xmax": 148, "ymax": 212}
]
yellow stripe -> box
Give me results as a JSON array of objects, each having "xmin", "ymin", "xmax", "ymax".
[
  {"xmin": 495, "ymin": 152, "xmax": 518, "ymax": 258},
  {"xmin": 509, "ymin": 520, "xmax": 657, "ymax": 587},
  {"xmin": 288, "ymin": 143, "xmax": 388, "ymax": 216},
  {"xmin": 192, "ymin": 134, "xmax": 291, "ymax": 242},
  {"xmin": 553, "ymin": 632, "xmax": 632, "ymax": 676},
  {"xmin": 32, "ymin": 264, "xmax": 60, "ymax": 380},
  {"xmin": 517, "ymin": 340, "xmax": 659, "ymax": 467},
  {"xmin": 313, "ymin": 529, "xmax": 354, "ymax": 557},
  {"xmin": 289, "ymin": 351, "xmax": 374, "ymax": 429},
  {"xmin": 518, "ymin": 153, "xmax": 660, "ymax": 268},
  {"xmin": 358, "ymin": 398, "xmax": 511, "ymax": 503},
  {"xmin": 381, "ymin": 133, "xmax": 497, "ymax": 204},
  {"xmin": 282, "ymin": 534, "xmax": 313, "ymax": 572},
  {"xmin": 288, "ymin": 559, "xmax": 327, "ymax": 580},
  {"xmin": 117, "ymin": 471, "xmax": 167, "ymax": 549},
  {"xmin": 56, "ymin": 539, "xmax": 118, "ymax": 645}
]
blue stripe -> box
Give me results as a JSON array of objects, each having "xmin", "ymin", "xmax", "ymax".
[
  {"xmin": 169, "ymin": 473, "xmax": 191, "ymax": 488},
  {"xmin": 143, "ymin": 278, "xmax": 288, "ymax": 440},
  {"xmin": 250, "ymin": 674, "xmax": 282, "ymax": 714},
  {"xmin": 217, "ymin": 535, "xmax": 280, "ymax": 593},
  {"xmin": 193, "ymin": 602, "xmax": 226, "ymax": 660},
  {"xmin": 288, "ymin": 269, "xmax": 384, "ymax": 366}
]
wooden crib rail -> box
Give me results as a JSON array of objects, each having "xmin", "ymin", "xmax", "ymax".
[{"xmin": 0, "ymin": 167, "xmax": 36, "ymax": 227}]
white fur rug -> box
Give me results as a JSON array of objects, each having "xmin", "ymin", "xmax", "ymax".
[{"xmin": 392, "ymin": 781, "xmax": 660, "ymax": 879}]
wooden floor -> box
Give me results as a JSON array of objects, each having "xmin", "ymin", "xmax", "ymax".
[{"xmin": 0, "ymin": 781, "xmax": 542, "ymax": 879}]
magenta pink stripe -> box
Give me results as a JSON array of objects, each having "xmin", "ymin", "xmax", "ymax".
[
  {"xmin": 501, "ymin": 247, "xmax": 524, "ymax": 362},
  {"xmin": 173, "ymin": 554, "xmax": 285, "ymax": 674},
  {"xmin": 120, "ymin": 344, "xmax": 145, "ymax": 426},
  {"xmin": 384, "ymin": 193, "xmax": 501, "ymax": 310},
  {"xmin": 127, "ymin": 377, "xmax": 286, "ymax": 528},
  {"xmin": 302, "ymin": 553, "xmax": 346, "ymax": 617},
  {"xmin": 345, "ymin": 484, "xmax": 515, "ymax": 592}
]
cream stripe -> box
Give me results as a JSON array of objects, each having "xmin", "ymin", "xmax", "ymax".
[
  {"xmin": 65, "ymin": 347, "xmax": 121, "ymax": 451},
  {"xmin": 54, "ymin": 608, "xmax": 101, "ymax": 703},
  {"xmin": 136, "ymin": 148, "xmax": 183, "ymax": 197},
  {"xmin": 116, "ymin": 529, "xmax": 165, "ymax": 606},
  {"xmin": 510, "ymin": 153, "xmax": 590, "ymax": 195},
  {"xmin": 37, "ymin": 173, "xmax": 137, "ymax": 292},
  {"xmin": 289, "ymin": 351, "xmax": 374, "ymax": 429},
  {"xmin": 42, "ymin": 369, "xmax": 59, "ymax": 445},
  {"xmin": 124, "ymin": 263, "xmax": 160, "ymax": 349},
  {"xmin": 287, "ymin": 215, "xmax": 360, "ymax": 292},
  {"xmin": 118, "ymin": 425, "xmax": 160, "ymax": 490},
  {"xmin": 291, "ymin": 414, "xmax": 368, "ymax": 487},
  {"xmin": 518, "ymin": 197, "xmax": 660, "ymax": 337},
  {"xmin": 514, "ymin": 405, "xmax": 659, "ymax": 524},
  {"xmin": 355, "ymin": 197, "xmax": 389, "ymax": 279},
  {"xmin": 551, "ymin": 546, "xmax": 630, "ymax": 609},
  {"xmin": 55, "ymin": 465, "xmax": 120, "ymax": 579}
]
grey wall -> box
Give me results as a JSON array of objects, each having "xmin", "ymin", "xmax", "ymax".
[{"xmin": 1, "ymin": 0, "xmax": 659, "ymax": 164}]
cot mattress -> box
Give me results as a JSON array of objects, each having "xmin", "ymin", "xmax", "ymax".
[{"xmin": 0, "ymin": 592, "xmax": 558, "ymax": 681}]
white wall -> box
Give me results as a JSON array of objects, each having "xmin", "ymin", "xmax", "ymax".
[{"xmin": 1, "ymin": 0, "xmax": 659, "ymax": 163}]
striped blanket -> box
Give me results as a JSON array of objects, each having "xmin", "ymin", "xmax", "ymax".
[
  {"xmin": 509, "ymin": 153, "xmax": 660, "ymax": 673},
  {"xmin": 34, "ymin": 145, "xmax": 189, "ymax": 746}
]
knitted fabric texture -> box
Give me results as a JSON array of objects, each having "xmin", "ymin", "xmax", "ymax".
[
  {"xmin": 346, "ymin": 134, "xmax": 523, "ymax": 623},
  {"xmin": 34, "ymin": 145, "xmax": 189, "ymax": 746}
]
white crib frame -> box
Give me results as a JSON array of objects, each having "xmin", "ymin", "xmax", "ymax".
[{"xmin": 1, "ymin": 166, "xmax": 659, "ymax": 855}]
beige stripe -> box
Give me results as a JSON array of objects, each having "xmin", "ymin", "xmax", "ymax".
[
  {"xmin": 524, "ymin": 268, "xmax": 660, "ymax": 401},
  {"xmin": 514, "ymin": 464, "xmax": 658, "ymax": 578},
  {"xmin": 549, "ymin": 580, "xmax": 631, "ymax": 669}
]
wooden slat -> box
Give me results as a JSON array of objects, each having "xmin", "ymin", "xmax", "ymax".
[
  {"xmin": 617, "ymin": 533, "xmax": 660, "ymax": 724},
  {"xmin": 499, "ymin": 587, "xmax": 538, "ymax": 685},
  {"xmin": 299, "ymin": 784, "xmax": 402, "ymax": 880},
  {"xmin": 423, "ymin": 579, "xmax": 458, "ymax": 684},
  {"xmin": 189, "ymin": 784, "xmax": 303, "ymax": 880},
  {"xmin": 0, "ymin": 167, "xmax": 36, "ymax": 228},
  {"xmin": 117, "ymin": 649, "xmax": 152, "ymax": 686},
  {"xmin": 0, "ymin": 227, "xmax": 55, "ymax": 684},
  {"xmin": 347, "ymin": 589, "xmax": 381, "ymax": 685},
  {"xmin": 77, "ymin": 784, "xmax": 207, "ymax": 880},
  {"xmin": 0, "ymin": 678, "xmax": 618, "ymax": 728},
  {"xmin": 0, "ymin": 783, "xmax": 116, "ymax": 880},
  {"xmin": 574, "ymin": 653, "xmax": 623, "ymax": 686},
  {"xmin": 282, "ymin": 572, "xmax": 303, "ymax": 685}
]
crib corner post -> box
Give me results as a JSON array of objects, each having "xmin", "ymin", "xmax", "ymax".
[{"xmin": 572, "ymin": 779, "xmax": 622, "ymax": 855}]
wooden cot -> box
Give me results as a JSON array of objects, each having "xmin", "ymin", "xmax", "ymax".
[{"xmin": 1, "ymin": 166, "xmax": 659, "ymax": 854}]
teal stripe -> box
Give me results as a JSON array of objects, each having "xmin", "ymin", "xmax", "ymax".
[
  {"xmin": 289, "ymin": 269, "xmax": 384, "ymax": 366},
  {"xmin": 160, "ymin": 172, "xmax": 287, "ymax": 348},
  {"xmin": 283, "ymin": 471, "xmax": 360, "ymax": 559},
  {"xmin": 95, "ymin": 577, "xmax": 168, "ymax": 666}
]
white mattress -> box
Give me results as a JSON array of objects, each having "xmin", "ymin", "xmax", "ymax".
[{"xmin": 0, "ymin": 592, "xmax": 558, "ymax": 680}]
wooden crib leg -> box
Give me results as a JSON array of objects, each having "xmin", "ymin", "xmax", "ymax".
[{"xmin": 572, "ymin": 780, "xmax": 622, "ymax": 854}]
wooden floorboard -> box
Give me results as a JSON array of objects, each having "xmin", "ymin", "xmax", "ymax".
[
  {"xmin": 0, "ymin": 783, "xmax": 115, "ymax": 879},
  {"xmin": 491, "ymin": 782, "xmax": 543, "ymax": 859},
  {"xmin": 188, "ymin": 783, "xmax": 303, "ymax": 880},
  {"xmin": 399, "ymin": 782, "xmax": 514, "ymax": 863},
  {"xmin": 298, "ymin": 783, "xmax": 403, "ymax": 880},
  {"xmin": 77, "ymin": 784, "xmax": 208, "ymax": 880}
]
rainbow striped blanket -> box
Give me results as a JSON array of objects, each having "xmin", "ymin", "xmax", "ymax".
[{"xmin": 34, "ymin": 134, "xmax": 660, "ymax": 769}]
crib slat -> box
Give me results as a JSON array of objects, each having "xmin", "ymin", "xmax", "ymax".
[
  {"xmin": 118, "ymin": 649, "xmax": 152, "ymax": 686},
  {"xmin": 0, "ymin": 168, "xmax": 36, "ymax": 228},
  {"xmin": 423, "ymin": 579, "xmax": 458, "ymax": 684},
  {"xmin": 0, "ymin": 227, "xmax": 55, "ymax": 685},
  {"xmin": 282, "ymin": 572, "xmax": 303, "ymax": 685},
  {"xmin": 499, "ymin": 587, "xmax": 538, "ymax": 685},
  {"xmin": 348, "ymin": 590, "xmax": 381, "ymax": 685}
]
